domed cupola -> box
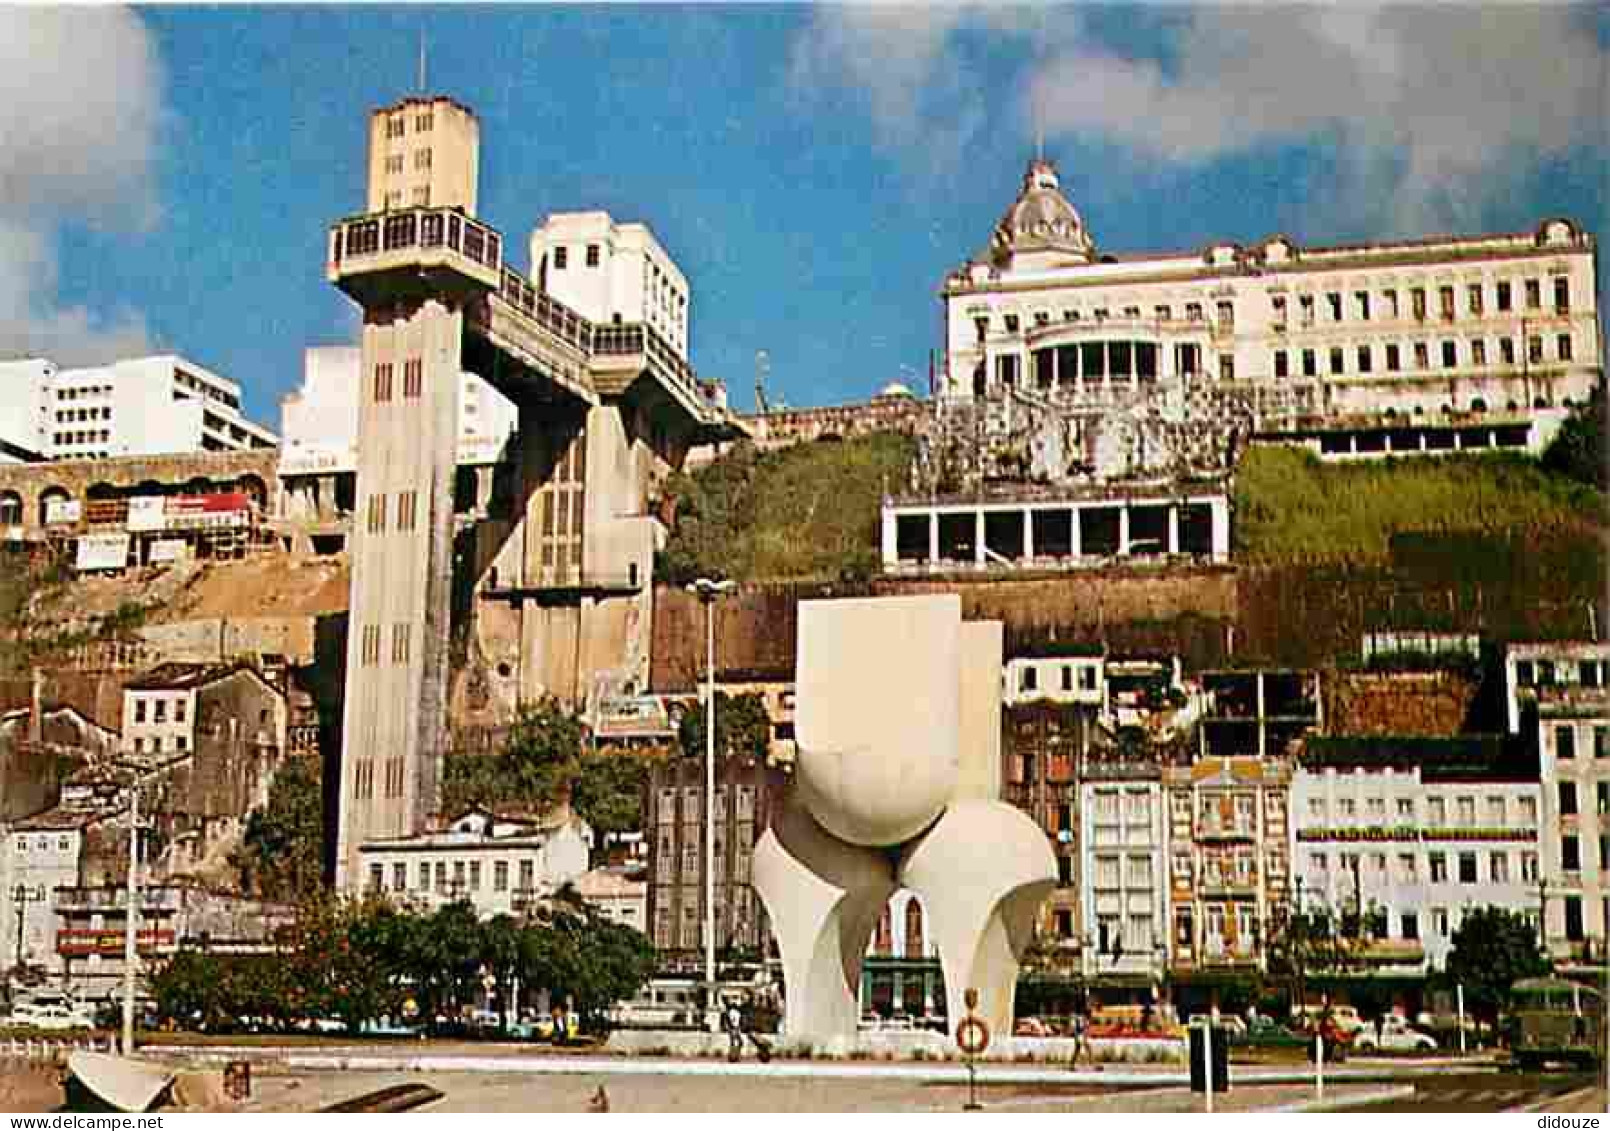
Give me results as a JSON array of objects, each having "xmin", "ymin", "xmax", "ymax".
[{"xmin": 989, "ymin": 158, "xmax": 1095, "ymax": 267}]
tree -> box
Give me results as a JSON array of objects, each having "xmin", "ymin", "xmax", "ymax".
[
  {"xmin": 237, "ymin": 754, "xmax": 324, "ymax": 899},
  {"xmin": 1542, "ymin": 386, "xmax": 1608, "ymax": 491},
  {"xmin": 571, "ymin": 747, "xmax": 659, "ymax": 842},
  {"xmin": 288, "ymin": 893, "xmax": 410, "ymax": 1032},
  {"xmin": 1443, "ymin": 906, "xmax": 1549, "ymax": 1024},
  {"xmin": 525, "ymin": 902, "xmax": 655, "ymax": 1031},
  {"xmin": 440, "ymin": 697, "xmax": 586, "ymax": 814},
  {"xmin": 1264, "ymin": 903, "xmax": 1364, "ymax": 1009},
  {"xmin": 676, "ymin": 692, "xmax": 772, "ymax": 765}
]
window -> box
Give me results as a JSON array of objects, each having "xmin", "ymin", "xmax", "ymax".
[
  {"xmin": 1601, "ymin": 836, "xmax": 1609, "ymax": 871},
  {"xmin": 1458, "ymin": 852, "xmax": 1477, "ymax": 884},
  {"xmin": 1438, "ymin": 286, "xmax": 1455, "ymax": 320},
  {"xmin": 1490, "ymin": 852, "xmax": 1509, "ymax": 883},
  {"xmin": 1355, "ymin": 291, "xmax": 1370, "ymax": 320},
  {"xmin": 1155, "ymin": 304, "xmax": 1173, "ymax": 322},
  {"xmin": 391, "ymin": 624, "xmax": 411, "ymax": 665},
  {"xmin": 1486, "ymin": 796, "xmax": 1506, "ymax": 825},
  {"xmin": 154, "ymin": 699, "xmax": 167, "ymax": 723},
  {"xmin": 402, "ymin": 358, "xmax": 423, "ymax": 399},
  {"xmin": 1385, "ymin": 343, "xmax": 1401, "ymax": 372},
  {"xmin": 1441, "ymin": 340, "xmax": 1457, "ymax": 368},
  {"xmin": 1562, "ymin": 835, "xmax": 1581, "ymax": 872},
  {"xmin": 1414, "ymin": 342, "xmax": 1429, "ymax": 369},
  {"xmin": 1472, "ymin": 339, "xmax": 1487, "ymax": 366},
  {"xmin": 586, "ymin": 244, "xmax": 600, "ymax": 268},
  {"xmin": 553, "ymin": 246, "xmax": 568, "ymax": 270},
  {"xmin": 1525, "ymin": 278, "xmax": 1541, "ymax": 308},
  {"xmin": 1274, "ymin": 350, "xmax": 1288, "ymax": 379},
  {"xmin": 1411, "ymin": 287, "xmax": 1427, "ymax": 320},
  {"xmin": 1560, "ymin": 781, "xmax": 1579, "ymax": 816},
  {"xmin": 1325, "ymin": 293, "xmax": 1342, "ymax": 322},
  {"xmin": 1356, "ymin": 345, "xmax": 1372, "ymax": 373},
  {"xmin": 1528, "ymin": 335, "xmax": 1544, "ymax": 364},
  {"xmin": 1401, "ymin": 912, "xmax": 1419, "ymax": 940},
  {"xmin": 1467, "ymin": 283, "xmax": 1484, "ymax": 315},
  {"xmin": 386, "ymin": 114, "xmax": 405, "ymax": 140},
  {"xmin": 1558, "ymin": 725, "xmax": 1577, "ymax": 760},
  {"xmin": 1601, "ymin": 783, "xmax": 1610, "ymax": 815},
  {"xmin": 1308, "ymin": 798, "xmax": 1326, "ymax": 821},
  {"xmin": 1365, "ymin": 797, "xmax": 1385, "ymax": 821},
  {"xmin": 366, "ymin": 493, "xmax": 386, "ymax": 534},
  {"xmin": 1398, "ymin": 853, "xmax": 1417, "ymax": 880},
  {"xmin": 493, "ymin": 860, "xmax": 509, "ymax": 892},
  {"xmin": 1020, "ymin": 666, "xmax": 1038, "ymax": 692},
  {"xmin": 1496, "ymin": 280, "xmax": 1512, "ymax": 311},
  {"xmin": 373, "ymin": 362, "xmax": 394, "ymax": 403},
  {"xmin": 416, "ymin": 111, "xmax": 433, "ymax": 132},
  {"xmin": 1329, "ymin": 347, "xmax": 1344, "ymax": 375},
  {"xmin": 1433, "ymin": 907, "xmax": 1450, "ymax": 937},
  {"xmin": 1456, "ymin": 796, "xmax": 1476, "ymax": 826},
  {"xmin": 1396, "ymin": 798, "xmax": 1414, "ymax": 820},
  {"xmin": 1557, "ymin": 334, "xmax": 1573, "ymax": 362},
  {"xmin": 1598, "ymin": 727, "xmax": 1609, "ymax": 759},
  {"xmin": 414, "ymin": 148, "xmax": 431, "ymax": 170},
  {"xmin": 469, "ymin": 861, "xmax": 482, "ymax": 890},
  {"xmin": 1004, "ymin": 314, "xmax": 1020, "ymax": 333},
  {"xmin": 1521, "ymin": 795, "xmax": 1538, "ymax": 823},
  {"xmin": 1429, "ymin": 852, "xmax": 1448, "ymax": 882},
  {"xmin": 1522, "ymin": 851, "xmax": 1539, "ymax": 882},
  {"xmin": 393, "ymin": 863, "xmax": 407, "ymax": 891},
  {"xmin": 1428, "ymin": 797, "xmax": 1446, "ymax": 825},
  {"xmin": 518, "ymin": 860, "xmax": 534, "ymax": 891},
  {"xmin": 134, "ymin": 698, "xmax": 147, "ymax": 724},
  {"xmin": 1219, "ymin": 355, "xmax": 1235, "ymax": 381},
  {"xmin": 1302, "ymin": 349, "xmax": 1317, "ymax": 377},
  {"xmin": 1310, "ymin": 851, "xmax": 1328, "ymax": 873},
  {"xmin": 369, "ymin": 864, "xmax": 384, "ymax": 891},
  {"xmin": 1500, "ymin": 337, "xmax": 1516, "ymax": 365}
]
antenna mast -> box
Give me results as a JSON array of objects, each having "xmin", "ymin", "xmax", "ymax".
[
  {"xmin": 754, "ymin": 350, "xmax": 771, "ymax": 415},
  {"xmin": 418, "ymin": 28, "xmax": 427, "ymax": 93}
]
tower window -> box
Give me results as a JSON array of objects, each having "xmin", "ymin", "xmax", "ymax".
[
  {"xmin": 553, "ymin": 247, "xmax": 568, "ymax": 270},
  {"xmin": 586, "ymin": 244, "xmax": 600, "ymax": 267}
]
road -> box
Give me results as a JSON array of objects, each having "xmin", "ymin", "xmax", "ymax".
[{"xmin": 1352, "ymin": 1070, "xmax": 1599, "ymax": 1112}]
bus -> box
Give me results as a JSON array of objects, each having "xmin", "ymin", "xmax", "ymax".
[{"xmin": 1510, "ymin": 976, "xmax": 1605, "ymax": 1070}]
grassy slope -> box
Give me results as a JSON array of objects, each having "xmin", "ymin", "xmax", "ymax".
[
  {"xmin": 1234, "ymin": 445, "xmax": 1606, "ymax": 561},
  {"xmin": 660, "ymin": 433, "xmax": 916, "ymax": 583}
]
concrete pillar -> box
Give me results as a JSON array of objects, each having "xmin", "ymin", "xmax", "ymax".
[
  {"xmin": 927, "ymin": 511, "xmax": 939, "ymax": 565},
  {"xmin": 1118, "ymin": 505, "xmax": 1131, "ymax": 556},
  {"xmin": 1069, "ymin": 507, "xmax": 1081, "ymax": 559},
  {"xmin": 891, "ymin": 969, "xmax": 905, "ymax": 1010},
  {"xmin": 974, "ymin": 509, "xmax": 986, "ymax": 566},
  {"xmin": 336, "ymin": 298, "xmax": 464, "ymax": 889},
  {"xmin": 1167, "ymin": 505, "xmax": 1180, "ymax": 555},
  {"xmin": 1022, "ymin": 508, "xmax": 1035, "ymax": 562},
  {"xmin": 475, "ymin": 465, "xmax": 495, "ymax": 512},
  {"xmin": 1210, "ymin": 498, "xmax": 1230, "ymax": 563},
  {"xmin": 880, "ymin": 507, "xmax": 897, "ymax": 568}
]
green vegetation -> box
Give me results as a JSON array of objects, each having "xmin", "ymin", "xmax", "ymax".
[
  {"xmin": 1442, "ymin": 906, "xmax": 1549, "ymax": 1024},
  {"xmin": 1542, "ymin": 387, "xmax": 1607, "ymax": 491},
  {"xmin": 675, "ymin": 691, "xmax": 773, "ymax": 765},
  {"xmin": 237, "ymin": 754, "xmax": 325, "ymax": 900},
  {"xmin": 440, "ymin": 697, "xmax": 661, "ymax": 839},
  {"xmin": 658, "ymin": 433, "xmax": 915, "ymax": 583},
  {"xmin": 1235, "ymin": 445, "xmax": 1605, "ymax": 560},
  {"xmin": 148, "ymin": 892, "xmax": 654, "ymax": 1035}
]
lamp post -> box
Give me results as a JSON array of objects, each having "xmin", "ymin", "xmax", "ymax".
[
  {"xmin": 122, "ymin": 784, "xmax": 141, "ymax": 1057},
  {"xmin": 687, "ymin": 576, "xmax": 735, "ymax": 1033},
  {"xmin": 1536, "ymin": 876, "xmax": 1549, "ymax": 956}
]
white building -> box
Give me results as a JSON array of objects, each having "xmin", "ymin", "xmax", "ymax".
[
  {"xmin": 943, "ymin": 159, "xmax": 1602, "ymax": 456},
  {"xmin": 0, "ymin": 355, "xmax": 276, "ymax": 461},
  {"xmin": 1291, "ymin": 741, "xmax": 1542, "ymax": 972},
  {"xmin": 0, "ymin": 808, "xmax": 105, "ymax": 975},
  {"xmin": 573, "ymin": 866, "xmax": 647, "ymax": 933},
  {"xmin": 1080, "ymin": 778, "xmax": 1168, "ymax": 984},
  {"xmin": 278, "ymin": 345, "xmax": 519, "ymax": 477},
  {"xmin": 1507, "ymin": 642, "xmax": 1610, "ymax": 962},
  {"xmin": 530, "ymin": 211, "xmax": 690, "ymax": 359},
  {"xmin": 357, "ymin": 807, "xmax": 593, "ymax": 917}
]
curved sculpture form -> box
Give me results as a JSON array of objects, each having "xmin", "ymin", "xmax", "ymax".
[
  {"xmin": 898, "ymin": 799, "xmax": 1058, "ymax": 1038},
  {"xmin": 754, "ymin": 595, "xmax": 1059, "ymax": 1049},
  {"xmin": 752, "ymin": 793, "xmax": 897, "ymax": 1045},
  {"xmin": 794, "ymin": 596, "xmax": 960, "ymax": 845}
]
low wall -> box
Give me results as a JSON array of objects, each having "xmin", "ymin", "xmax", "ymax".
[{"xmin": 604, "ymin": 1027, "xmax": 1184, "ymax": 1064}]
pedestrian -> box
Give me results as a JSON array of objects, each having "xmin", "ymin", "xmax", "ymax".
[
  {"xmin": 1069, "ymin": 1009, "xmax": 1089, "ymax": 1068},
  {"xmin": 725, "ymin": 999, "xmax": 744, "ymax": 1062}
]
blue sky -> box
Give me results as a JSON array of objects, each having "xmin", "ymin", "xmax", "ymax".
[{"xmin": 3, "ymin": 5, "xmax": 1607, "ymax": 426}]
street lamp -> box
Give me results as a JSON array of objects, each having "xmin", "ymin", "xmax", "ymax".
[
  {"xmin": 686, "ymin": 576, "xmax": 735, "ymax": 1032},
  {"xmin": 11, "ymin": 884, "xmax": 45, "ymax": 972},
  {"xmin": 1536, "ymin": 876, "xmax": 1549, "ymax": 954}
]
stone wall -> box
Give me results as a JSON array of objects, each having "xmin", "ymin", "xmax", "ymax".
[{"xmin": 1319, "ymin": 670, "xmax": 1480, "ymax": 737}]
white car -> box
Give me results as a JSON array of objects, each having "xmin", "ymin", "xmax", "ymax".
[
  {"xmin": 1353, "ymin": 1016, "xmax": 1437, "ymax": 1052},
  {"xmin": 6, "ymin": 1002, "xmax": 94, "ymax": 1030},
  {"xmin": 1188, "ymin": 1014, "xmax": 1248, "ymax": 1036}
]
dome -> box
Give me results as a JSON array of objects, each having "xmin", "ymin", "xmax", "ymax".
[
  {"xmin": 876, "ymin": 381, "xmax": 915, "ymax": 399},
  {"xmin": 989, "ymin": 159, "xmax": 1095, "ymax": 266}
]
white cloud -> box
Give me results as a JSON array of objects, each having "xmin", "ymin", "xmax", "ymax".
[
  {"xmin": 0, "ymin": 7, "xmax": 163, "ymax": 364},
  {"xmin": 792, "ymin": 4, "xmax": 1610, "ymax": 234}
]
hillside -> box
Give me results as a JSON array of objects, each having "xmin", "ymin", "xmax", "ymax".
[
  {"xmin": 658, "ymin": 432, "xmax": 916, "ymax": 584},
  {"xmin": 1233, "ymin": 445, "xmax": 1606, "ymax": 561}
]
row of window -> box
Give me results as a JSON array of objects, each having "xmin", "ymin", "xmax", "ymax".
[
  {"xmin": 381, "ymin": 149, "xmax": 433, "ymax": 176},
  {"xmin": 56, "ymin": 407, "xmax": 110, "ymax": 424},
  {"xmin": 366, "ymin": 853, "xmax": 541, "ymax": 896},
  {"xmin": 11, "ymin": 835, "xmax": 74, "ymax": 854},
  {"xmin": 1557, "ymin": 779, "xmax": 1610, "ymax": 817},
  {"xmin": 54, "ymin": 385, "xmax": 112, "ymax": 402},
  {"xmin": 53, "ymin": 430, "xmax": 109, "ymax": 446},
  {"xmin": 1557, "ymin": 832, "xmax": 1610, "ymax": 873},
  {"xmin": 363, "ymin": 490, "xmax": 420, "ymax": 535},
  {"xmin": 351, "ymin": 756, "xmax": 406, "ymax": 801},
  {"xmin": 1555, "ymin": 725, "xmax": 1610, "ymax": 762},
  {"xmin": 357, "ymin": 623, "xmax": 413, "ymax": 667},
  {"xmin": 132, "ymin": 696, "xmax": 187, "ymax": 725},
  {"xmin": 1015, "ymin": 662, "xmax": 1102, "ymax": 694},
  {"xmin": 1274, "ymin": 332, "xmax": 1573, "ymax": 379},
  {"xmin": 1311, "ymin": 847, "xmax": 1539, "ymax": 884},
  {"xmin": 1307, "ymin": 792, "xmax": 1537, "ymax": 826},
  {"xmin": 371, "ymin": 359, "xmax": 427, "ymax": 404},
  {"xmin": 1518, "ymin": 658, "xmax": 1608, "ymax": 687},
  {"xmin": 130, "ymin": 734, "xmax": 186, "ymax": 754},
  {"xmin": 1275, "ymin": 277, "xmax": 1570, "ymax": 330},
  {"xmin": 384, "ymin": 110, "xmax": 434, "ymax": 140}
]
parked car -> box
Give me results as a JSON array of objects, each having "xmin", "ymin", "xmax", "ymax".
[
  {"xmin": 1236, "ymin": 1017, "xmax": 1309, "ymax": 1048},
  {"xmin": 1188, "ymin": 1014, "xmax": 1247, "ymax": 1037},
  {"xmin": 1014, "ymin": 1016, "xmax": 1052, "ymax": 1037},
  {"xmin": 507, "ymin": 1014, "xmax": 556, "ymax": 1041},
  {"xmin": 5, "ymin": 1002, "xmax": 95, "ymax": 1030},
  {"xmin": 1353, "ymin": 1015, "xmax": 1437, "ymax": 1053},
  {"xmin": 1292, "ymin": 1003, "xmax": 1365, "ymax": 1035}
]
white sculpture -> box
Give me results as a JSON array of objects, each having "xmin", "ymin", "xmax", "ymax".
[{"xmin": 753, "ymin": 595, "xmax": 1057, "ymax": 1046}]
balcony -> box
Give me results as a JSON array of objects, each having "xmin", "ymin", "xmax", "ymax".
[
  {"xmin": 1197, "ymin": 820, "xmax": 1256, "ymax": 843},
  {"xmin": 57, "ymin": 927, "xmax": 176, "ymax": 957},
  {"xmin": 327, "ymin": 207, "xmax": 504, "ymax": 306},
  {"xmin": 55, "ymin": 887, "xmax": 181, "ymax": 913}
]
